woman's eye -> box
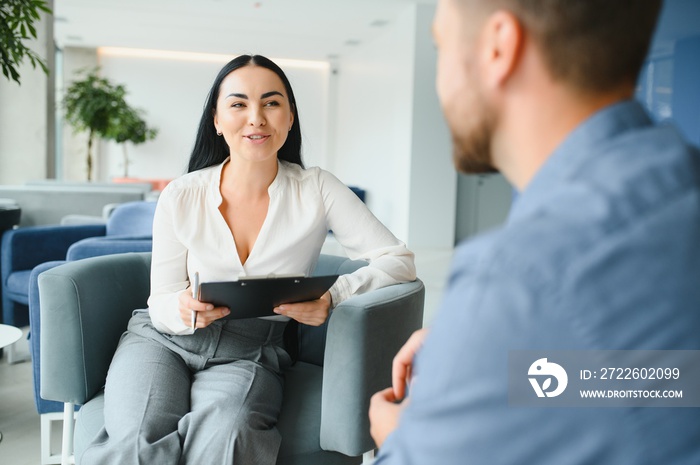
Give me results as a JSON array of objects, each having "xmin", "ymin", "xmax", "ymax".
[
  {"xmin": 264, "ymin": 101, "xmax": 280, "ymax": 107},
  {"xmin": 231, "ymin": 102, "xmax": 244, "ymax": 108}
]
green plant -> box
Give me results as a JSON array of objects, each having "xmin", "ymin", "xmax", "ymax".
[
  {"xmin": 0, "ymin": 0, "xmax": 52, "ymax": 84},
  {"xmin": 63, "ymin": 68, "xmax": 158, "ymax": 181},
  {"xmin": 107, "ymin": 97, "xmax": 159, "ymax": 177}
]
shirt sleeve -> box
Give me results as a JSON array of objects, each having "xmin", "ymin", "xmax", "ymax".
[
  {"xmin": 146, "ymin": 185, "xmax": 193, "ymax": 335},
  {"xmin": 318, "ymin": 170, "xmax": 417, "ymax": 306}
]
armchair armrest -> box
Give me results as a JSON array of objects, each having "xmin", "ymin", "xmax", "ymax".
[
  {"xmin": 66, "ymin": 235, "xmax": 152, "ymax": 261},
  {"xmin": 1, "ymin": 224, "xmax": 106, "ymax": 273},
  {"xmin": 39, "ymin": 252, "xmax": 151, "ymax": 405},
  {"xmin": 320, "ymin": 279, "xmax": 425, "ymax": 456},
  {"xmin": 29, "ymin": 260, "xmax": 70, "ymax": 414}
]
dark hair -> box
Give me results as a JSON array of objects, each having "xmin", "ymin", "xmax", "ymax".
[
  {"xmin": 465, "ymin": 0, "xmax": 663, "ymax": 93},
  {"xmin": 187, "ymin": 54, "xmax": 303, "ymax": 173}
]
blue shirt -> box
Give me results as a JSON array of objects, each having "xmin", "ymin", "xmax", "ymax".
[{"xmin": 376, "ymin": 101, "xmax": 700, "ymax": 464}]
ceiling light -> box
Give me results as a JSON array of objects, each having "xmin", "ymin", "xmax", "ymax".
[{"xmin": 97, "ymin": 47, "xmax": 330, "ymax": 70}]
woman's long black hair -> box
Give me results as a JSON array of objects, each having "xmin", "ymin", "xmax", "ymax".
[{"xmin": 187, "ymin": 54, "xmax": 303, "ymax": 173}]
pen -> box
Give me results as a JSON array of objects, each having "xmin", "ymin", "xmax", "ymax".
[{"xmin": 191, "ymin": 272, "xmax": 199, "ymax": 330}]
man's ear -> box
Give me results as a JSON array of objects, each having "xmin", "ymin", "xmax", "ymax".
[{"xmin": 479, "ymin": 10, "xmax": 523, "ymax": 89}]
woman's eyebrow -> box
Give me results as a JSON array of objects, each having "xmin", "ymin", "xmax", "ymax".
[
  {"xmin": 225, "ymin": 91, "xmax": 284, "ymax": 99},
  {"xmin": 261, "ymin": 91, "xmax": 284, "ymax": 99}
]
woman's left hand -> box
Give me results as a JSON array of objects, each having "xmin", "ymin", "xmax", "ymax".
[{"xmin": 273, "ymin": 291, "xmax": 332, "ymax": 326}]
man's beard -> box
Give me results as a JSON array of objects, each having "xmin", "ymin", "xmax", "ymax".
[{"xmin": 451, "ymin": 95, "xmax": 498, "ymax": 175}]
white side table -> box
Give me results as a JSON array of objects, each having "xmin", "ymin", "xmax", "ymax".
[
  {"xmin": 0, "ymin": 323, "xmax": 22, "ymax": 444},
  {"xmin": 0, "ymin": 323, "xmax": 21, "ymax": 349}
]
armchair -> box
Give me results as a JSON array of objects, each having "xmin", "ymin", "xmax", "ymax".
[
  {"xmin": 38, "ymin": 252, "xmax": 424, "ymax": 465},
  {"xmin": 14, "ymin": 201, "xmax": 156, "ymax": 462}
]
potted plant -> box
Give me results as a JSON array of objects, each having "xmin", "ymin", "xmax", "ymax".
[
  {"xmin": 0, "ymin": 0, "xmax": 51, "ymax": 84},
  {"xmin": 63, "ymin": 68, "xmax": 157, "ymax": 181},
  {"xmin": 106, "ymin": 98, "xmax": 158, "ymax": 178}
]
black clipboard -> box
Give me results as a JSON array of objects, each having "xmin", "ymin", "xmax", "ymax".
[{"xmin": 198, "ymin": 275, "xmax": 339, "ymax": 319}]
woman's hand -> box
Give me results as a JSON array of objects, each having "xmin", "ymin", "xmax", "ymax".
[
  {"xmin": 179, "ymin": 289, "xmax": 230, "ymax": 330},
  {"xmin": 273, "ymin": 291, "xmax": 332, "ymax": 326}
]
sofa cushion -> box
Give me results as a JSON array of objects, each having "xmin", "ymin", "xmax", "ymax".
[
  {"xmin": 66, "ymin": 236, "xmax": 153, "ymax": 261},
  {"xmin": 6, "ymin": 270, "xmax": 31, "ymax": 304},
  {"xmin": 277, "ymin": 362, "xmax": 324, "ymax": 458},
  {"xmin": 105, "ymin": 201, "xmax": 157, "ymax": 237},
  {"xmin": 298, "ymin": 257, "xmax": 368, "ymax": 367}
]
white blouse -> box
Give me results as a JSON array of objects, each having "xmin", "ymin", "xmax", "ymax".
[{"xmin": 147, "ymin": 159, "xmax": 417, "ymax": 335}]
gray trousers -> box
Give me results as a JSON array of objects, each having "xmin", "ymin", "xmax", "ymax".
[{"xmin": 80, "ymin": 310, "xmax": 292, "ymax": 465}]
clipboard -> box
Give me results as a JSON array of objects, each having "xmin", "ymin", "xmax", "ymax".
[{"xmin": 198, "ymin": 275, "xmax": 339, "ymax": 319}]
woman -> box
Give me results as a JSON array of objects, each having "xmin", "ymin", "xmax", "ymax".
[{"xmin": 81, "ymin": 54, "xmax": 416, "ymax": 464}]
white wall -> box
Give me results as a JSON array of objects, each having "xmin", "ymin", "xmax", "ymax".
[
  {"xmin": 0, "ymin": 9, "xmax": 53, "ymax": 185},
  {"xmin": 79, "ymin": 53, "xmax": 331, "ymax": 182},
  {"xmin": 407, "ymin": 4, "xmax": 456, "ymax": 247},
  {"xmin": 333, "ymin": 6, "xmax": 417, "ymax": 242},
  {"xmin": 333, "ymin": 4, "xmax": 456, "ymax": 247},
  {"xmin": 455, "ymin": 174, "xmax": 513, "ymax": 243}
]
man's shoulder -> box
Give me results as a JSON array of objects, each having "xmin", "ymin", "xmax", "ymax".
[{"xmin": 450, "ymin": 218, "xmax": 568, "ymax": 287}]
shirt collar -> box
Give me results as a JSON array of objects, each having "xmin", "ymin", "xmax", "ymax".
[
  {"xmin": 208, "ymin": 157, "xmax": 287, "ymax": 207},
  {"xmin": 507, "ymin": 100, "xmax": 653, "ymax": 224}
]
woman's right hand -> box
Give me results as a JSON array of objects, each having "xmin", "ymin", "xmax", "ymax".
[{"xmin": 178, "ymin": 290, "xmax": 230, "ymax": 329}]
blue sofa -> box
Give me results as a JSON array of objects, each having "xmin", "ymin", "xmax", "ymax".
[{"xmin": 1, "ymin": 201, "xmax": 156, "ymax": 332}]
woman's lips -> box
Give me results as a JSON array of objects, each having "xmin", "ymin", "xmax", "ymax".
[{"xmin": 244, "ymin": 134, "xmax": 270, "ymax": 144}]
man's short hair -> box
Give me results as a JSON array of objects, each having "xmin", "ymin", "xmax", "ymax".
[{"xmin": 466, "ymin": 0, "xmax": 663, "ymax": 93}]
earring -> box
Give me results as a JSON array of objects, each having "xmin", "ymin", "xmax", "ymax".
[{"xmin": 217, "ymin": 131, "xmax": 222, "ymax": 136}]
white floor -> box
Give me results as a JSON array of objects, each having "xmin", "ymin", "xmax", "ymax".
[
  {"xmin": 0, "ymin": 247, "xmax": 454, "ymax": 464},
  {"xmin": 0, "ymin": 327, "xmax": 40, "ymax": 465}
]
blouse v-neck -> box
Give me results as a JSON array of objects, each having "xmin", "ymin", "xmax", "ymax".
[{"xmin": 213, "ymin": 159, "xmax": 283, "ymax": 270}]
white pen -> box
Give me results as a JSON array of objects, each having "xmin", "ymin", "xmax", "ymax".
[{"xmin": 191, "ymin": 272, "xmax": 199, "ymax": 330}]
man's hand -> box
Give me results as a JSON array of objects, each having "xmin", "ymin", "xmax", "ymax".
[
  {"xmin": 369, "ymin": 328, "xmax": 429, "ymax": 448},
  {"xmin": 369, "ymin": 388, "xmax": 407, "ymax": 448},
  {"xmin": 392, "ymin": 328, "xmax": 429, "ymax": 399}
]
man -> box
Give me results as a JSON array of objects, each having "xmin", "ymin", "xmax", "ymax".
[{"xmin": 369, "ymin": 0, "xmax": 700, "ymax": 463}]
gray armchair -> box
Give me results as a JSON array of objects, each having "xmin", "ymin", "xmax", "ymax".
[{"xmin": 38, "ymin": 252, "xmax": 424, "ymax": 465}]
